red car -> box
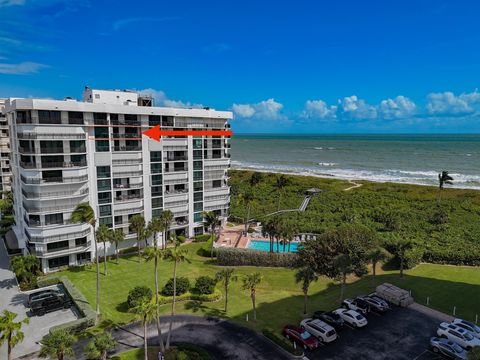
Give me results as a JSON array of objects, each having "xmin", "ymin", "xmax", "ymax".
[{"xmin": 282, "ymin": 325, "xmax": 319, "ymax": 350}]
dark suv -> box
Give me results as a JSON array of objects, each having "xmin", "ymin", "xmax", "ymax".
[{"xmin": 28, "ymin": 289, "xmax": 71, "ymax": 316}]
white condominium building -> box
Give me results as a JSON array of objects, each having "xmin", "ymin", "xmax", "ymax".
[
  {"xmin": 0, "ymin": 99, "xmax": 11, "ymax": 193},
  {"xmin": 5, "ymin": 88, "xmax": 232, "ymax": 272}
]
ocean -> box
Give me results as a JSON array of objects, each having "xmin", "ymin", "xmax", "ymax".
[{"xmin": 229, "ymin": 134, "xmax": 480, "ymax": 190}]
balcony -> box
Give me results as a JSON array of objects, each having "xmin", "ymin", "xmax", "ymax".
[
  {"xmin": 112, "ymin": 133, "xmax": 141, "ymax": 139},
  {"xmin": 164, "ymin": 156, "xmax": 188, "ymax": 162},
  {"xmin": 112, "ymin": 170, "xmax": 143, "ymax": 178},
  {"xmin": 23, "ymin": 202, "xmax": 80, "ymax": 214},
  {"xmin": 113, "ymin": 145, "xmax": 142, "ymax": 152},
  {"xmin": 18, "ymin": 133, "xmax": 85, "ymax": 140},
  {"xmin": 112, "ymin": 159, "xmax": 142, "ymax": 166},
  {"xmin": 111, "ymin": 119, "xmax": 141, "ymax": 127},
  {"xmin": 114, "ymin": 194, "xmax": 143, "ymax": 203},
  {"xmin": 27, "ymin": 228, "xmax": 90, "ymax": 243},
  {"xmin": 35, "ymin": 242, "xmax": 91, "ymax": 257},
  {"xmin": 21, "ymin": 174, "xmax": 88, "ymax": 184},
  {"xmin": 18, "ymin": 147, "xmax": 35, "ymax": 154},
  {"xmin": 113, "ymin": 183, "xmax": 143, "ymax": 190},
  {"xmin": 22, "ymin": 187, "xmax": 88, "ymax": 200}
]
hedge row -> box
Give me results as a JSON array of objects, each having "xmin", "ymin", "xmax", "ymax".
[
  {"xmin": 216, "ymin": 247, "xmax": 299, "ymax": 268},
  {"xmin": 194, "ymin": 234, "xmax": 211, "ymax": 242},
  {"xmin": 158, "ymin": 289, "xmax": 222, "ymax": 305},
  {"xmin": 36, "ymin": 276, "xmax": 60, "ymax": 288},
  {"xmin": 262, "ymin": 328, "xmax": 303, "ymax": 356},
  {"xmin": 49, "ymin": 276, "xmax": 96, "ymax": 333},
  {"xmin": 423, "ymin": 249, "xmax": 480, "ymax": 266},
  {"xmin": 198, "ymin": 236, "xmax": 216, "ymax": 257}
]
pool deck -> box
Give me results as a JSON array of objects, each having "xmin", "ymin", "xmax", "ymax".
[{"xmin": 217, "ymin": 224, "xmax": 294, "ymax": 250}]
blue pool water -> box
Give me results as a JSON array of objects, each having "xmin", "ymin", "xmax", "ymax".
[{"xmin": 248, "ymin": 240, "xmax": 300, "ymax": 253}]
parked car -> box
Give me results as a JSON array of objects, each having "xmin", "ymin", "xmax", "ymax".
[
  {"xmin": 300, "ymin": 318, "xmax": 337, "ymax": 343},
  {"xmin": 367, "ymin": 293, "xmax": 390, "ymax": 308},
  {"xmin": 332, "ymin": 308, "xmax": 368, "ymax": 328},
  {"xmin": 312, "ymin": 310, "xmax": 344, "ymax": 330},
  {"xmin": 452, "ymin": 318, "xmax": 480, "ymax": 339},
  {"xmin": 29, "ymin": 289, "xmax": 71, "ymax": 316},
  {"xmin": 342, "ymin": 298, "xmax": 370, "ymax": 315},
  {"xmin": 282, "ymin": 325, "xmax": 319, "ymax": 350},
  {"xmin": 437, "ymin": 322, "xmax": 480, "ymax": 350},
  {"xmin": 360, "ymin": 295, "xmax": 389, "ymax": 313},
  {"xmin": 429, "ymin": 337, "xmax": 468, "ymax": 359}
]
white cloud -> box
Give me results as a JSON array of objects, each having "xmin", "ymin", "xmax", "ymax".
[
  {"xmin": 232, "ymin": 99, "xmax": 285, "ymax": 120},
  {"xmin": 0, "ymin": 0, "xmax": 25, "ymax": 7},
  {"xmin": 113, "ymin": 17, "xmax": 180, "ymax": 31},
  {"xmin": 426, "ymin": 91, "xmax": 474, "ymax": 115},
  {"xmin": 379, "ymin": 95, "xmax": 416, "ymax": 119},
  {"xmin": 337, "ymin": 95, "xmax": 377, "ymax": 120},
  {"xmin": 0, "ymin": 61, "xmax": 47, "ymax": 75},
  {"xmin": 302, "ymin": 100, "xmax": 337, "ymax": 119},
  {"xmin": 138, "ymin": 88, "xmax": 203, "ymax": 109}
]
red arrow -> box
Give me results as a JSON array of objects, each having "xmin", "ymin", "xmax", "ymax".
[{"xmin": 143, "ymin": 126, "xmax": 233, "ymax": 142}]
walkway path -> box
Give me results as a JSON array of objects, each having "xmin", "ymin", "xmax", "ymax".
[
  {"xmin": 265, "ymin": 195, "xmax": 312, "ymax": 217},
  {"xmin": 343, "ymin": 180, "xmax": 363, "ymax": 191},
  {"xmin": 22, "ymin": 315, "xmax": 293, "ymax": 360},
  {"xmin": 408, "ymin": 302, "xmax": 454, "ymax": 323}
]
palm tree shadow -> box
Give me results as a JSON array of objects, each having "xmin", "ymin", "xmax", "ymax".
[{"xmin": 184, "ymin": 300, "xmax": 224, "ymax": 318}]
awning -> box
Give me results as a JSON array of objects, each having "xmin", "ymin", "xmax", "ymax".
[{"xmin": 5, "ymin": 229, "xmax": 19, "ymax": 250}]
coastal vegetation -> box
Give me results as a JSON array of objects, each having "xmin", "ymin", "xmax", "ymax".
[{"xmin": 229, "ymin": 170, "xmax": 480, "ymax": 266}]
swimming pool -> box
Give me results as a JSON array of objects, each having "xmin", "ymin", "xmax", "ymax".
[{"xmin": 248, "ymin": 240, "xmax": 300, "ymax": 253}]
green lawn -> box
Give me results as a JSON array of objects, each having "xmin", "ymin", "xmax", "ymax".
[{"xmin": 58, "ymin": 243, "xmax": 480, "ymax": 333}]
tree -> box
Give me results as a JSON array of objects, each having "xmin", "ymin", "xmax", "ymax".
[
  {"xmin": 96, "ymin": 224, "xmax": 111, "ymax": 276},
  {"xmin": 163, "ymin": 245, "xmax": 189, "ymax": 349},
  {"xmin": 261, "ymin": 218, "xmax": 276, "ymax": 253},
  {"xmin": 367, "ymin": 247, "xmax": 389, "ymax": 280},
  {"xmin": 39, "ymin": 330, "xmax": 76, "ymax": 360},
  {"xmin": 295, "ymin": 267, "xmax": 318, "ymax": 314},
  {"xmin": 273, "ymin": 174, "xmax": 289, "ymax": 211},
  {"xmin": 203, "ymin": 211, "xmax": 221, "ymax": 258},
  {"xmin": 159, "ymin": 210, "xmax": 174, "ymax": 250},
  {"xmin": 468, "ymin": 346, "xmax": 480, "ymax": 360},
  {"xmin": 110, "ymin": 228, "xmax": 125, "ymax": 264},
  {"xmin": 240, "ymin": 190, "xmax": 255, "ymax": 234},
  {"xmin": 143, "ymin": 239, "xmax": 165, "ymax": 352},
  {"xmin": 0, "ymin": 310, "xmax": 29, "ymax": 360},
  {"xmin": 84, "ymin": 331, "xmax": 116, "ymax": 360},
  {"xmin": 297, "ymin": 225, "xmax": 375, "ymax": 301},
  {"xmin": 129, "ymin": 299, "xmax": 158, "ymax": 360},
  {"xmin": 249, "ymin": 172, "xmax": 263, "ymax": 187},
  {"xmin": 215, "ymin": 268, "xmax": 237, "ymax": 313},
  {"xmin": 10, "ymin": 255, "xmax": 40, "ymax": 284},
  {"xmin": 242, "ymin": 272, "xmax": 262, "ymax": 321},
  {"xmin": 438, "ymin": 171, "xmax": 454, "ymax": 204},
  {"xmin": 388, "ymin": 236, "xmax": 414, "ymax": 278},
  {"xmin": 71, "ymin": 202, "xmax": 100, "ymax": 321},
  {"xmin": 130, "ymin": 214, "xmax": 146, "ymax": 258}
]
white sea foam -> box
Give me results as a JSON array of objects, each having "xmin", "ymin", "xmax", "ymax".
[{"xmin": 318, "ymin": 162, "xmax": 338, "ymax": 167}]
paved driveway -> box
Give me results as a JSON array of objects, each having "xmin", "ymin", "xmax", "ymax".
[{"xmin": 0, "ymin": 241, "xmax": 78, "ymax": 359}]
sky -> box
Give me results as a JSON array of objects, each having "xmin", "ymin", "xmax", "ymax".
[{"xmin": 1, "ymin": 0, "xmax": 480, "ymax": 134}]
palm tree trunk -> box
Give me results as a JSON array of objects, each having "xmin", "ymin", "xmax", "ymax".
[
  {"xmin": 115, "ymin": 242, "xmax": 119, "ymax": 264},
  {"xmin": 93, "ymin": 226, "xmax": 100, "ymax": 321},
  {"xmin": 303, "ymin": 289, "xmax": 308, "ymax": 315},
  {"xmin": 210, "ymin": 228, "xmax": 215, "ymax": 258},
  {"xmin": 340, "ymin": 273, "xmax": 346, "ymax": 301},
  {"xmin": 276, "ymin": 237, "xmax": 279, "ymax": 253},
  {"xmin": 59, "ymin": 352, "xmax": 64, "ymax": 360},
  {"xmin": 166, "ymin": 261, "xmax": 177, "ymax": 349},
  {"xmin": 155, "ymin": 254, "xmax": 165, "ymax": 352},
  {"xmin": 277, "ymin": 193, "xmax": 281, "ymax": 211},
  {"xmin": 137, "ymin": 233, "xmax": 141, "ymax": 259},
  {"xmin": 245, "ymin": 205, "xmax": 250, "ymax": 234},
  {"xmin": 143, "ymin": 318, "xmax": 148, "ymax": 360},
  {"xmin": 270, "ymin": 236, "xmax": 273, "ymax": 253},
  {"xmin": 283, "ymin": 240, "xmax": 286, "ymax": 252},
  {"xmin": 7, "ymin": 334, "xmax": 12, "ymax": 360},
  {"xmin": 400, "ymin": 256, "xmax": 404, "ymax": 278},
  {"xmin": 103, "ymin": 241, "xmax": 107, "ymax": 276},
  {"xmin": 102, "ymin": 350, "xmax": 107, "ymax": 360},
  {"xmin": 288, "ymin": 240, "xmax": 291, "ymax": 252},
  {"xmin": 224, "ymin": 284, "xmax": 228, "ymax": 313},
  {"xmin": 252, "ymin": 292, "xmax": 256, "ymax": 321}
]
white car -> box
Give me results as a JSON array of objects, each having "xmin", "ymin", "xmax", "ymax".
[
  {"xmin": 452, "ymin": 318, "xmax": 480, "ymax": 339},
  {"xmin": 437, "ymin": 322, "xmax": 480, "ymax": 350},
  {"xmin": 333, "ymin": 308, "xmax": 368, "ymax": 328},
  {"xmin": 300, "ymin": 318, "xmax": 338, "ymax": 343}
]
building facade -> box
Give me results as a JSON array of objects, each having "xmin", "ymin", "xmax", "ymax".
[
  {"xmin": 5, "ymin": 89, "xmax": 232, "ymax": 272},
  {"xmin": 0, "ymin": 99, "xmax": 11, "ymax": 193}
]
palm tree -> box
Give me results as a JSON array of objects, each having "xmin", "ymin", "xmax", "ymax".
[
  {"xmin": 39, "ymin": 329, "xmax": 76, "ymax": 360},
  {"xmin": 367, "ymin": 247, "xmax": 389, "ymax": 280},
  {"xmin": 273, "ymin": 174, "xmax": 289, "ymax": 211},
  {"xmin": 163, "ymin": 245, "xmax": 189, "ymax": 349},
  {"xmin": 261, "ymin": 218, "xmax": 276, "ymax": 253},
  {"xmin": 159, "ymin": 210, "xmax": 174, "ymax": 250},
  {"xmin": 437, "ymin": 171, "xmax": 454, "ymax": 204},
  {"xmin": 203, "ymin": 211, "xmax": 220, "ymax": 258},
  {"xmin": 71, "ymin": 202, "xmax": 100, "ymax": 321},
  {"xmin": 242, "ymin": 272, "xmax": 262, "ymax": 321},
  {"xmin": 143, "ymin": 230, "xmax": 166, "ymax": 352},
  {"xmin": 110, "ymin": 228, "xmax": 125, "ymax": 264},
  {"xmin": 84, "ymin": 331, "xmax": 116, "ymax": 360},
  {"xmin": 249, "ymin": 172, "xmax": 263, "ymax": 187},
  {"xmin": 390, "ymin": 237, "xmax": 414, "ymax": 278},
  {"xmin": 333, "ymin": 254, "xmax": 354, "ymax": 301},
  {"xmin": 0, "ymin": 310, "xmax": 29, "ymax": 360},
  {"xmin": 295, "ymin": 267, "xmax": 318, "ymax": 315},
  {"xmin": 130, "ymin": 214, "xmax": 146, "ymax": 258},
  {"xmin": 240, "ymin": 190, "xmax": 255, "ymax": 234},
  {"xmin": 96, "ymin": 224, "xmax": 111, "ymax": 276},
  {"xmin": 129, "ymin": 299, "xmax": 157, "ymax": 360},
  {"xmin": 215, "ymin": 268, "xmax": 238, "ymax": 313}
]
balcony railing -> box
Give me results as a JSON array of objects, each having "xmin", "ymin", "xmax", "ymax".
[
  {"xmin": 164, "ymin": 156, "xmax": 188, "ymax": 161},
  {"xmin": 112, "ymin": 170, "xmax": 143, "ymax": 177},
  {"xmin": 21, "ymin": 174, "xmax": 88, "ymax": 184},
  {"xmin": 36, "ymin": 241, "xmax": 91, "ymax": 256},
  {"xmin": 114, "ymin": 194, "xmax": 143, "ymax": 203},
  {"xmin": 111, "ymin": 119, "xmax": 142, "ymax": 126},
  {"xmin": 22, "ymin": 187, "xmax": 88, "ymax": 199},
  {"xmin": 113, "ymin": 146, "xmax": 142, "ymax": 152},
  {"xmin": 40, "ymin": 147, "xmax": 64, "ymax": 154},
  {"xmin": 18, "ymin": 133, "xmax": 85, "ymax": 140},
  {"xmin": 164, "ymin": 189, "xmax": 188, "ymax": 196},
  {"xmin": 112, "ymin": 159, "xmax": 142, "ymax": 166},
  {"xmin": 111, "ymin": 133, "xmax": 141, "ymax": 139},
  {"xmin": 27, "ymin": 228, "xmax": 90, "ymax": 243},
  {"xmin": 113, "ymin": 183, "xmax": 143, "ymax": 189},
  {"xmin": 18, "ymin": 147, "xmax": 35, "ymax": 154},
  {"xmin": 23, "ymin": 202, "xmax": 79, "ymax": 213}
]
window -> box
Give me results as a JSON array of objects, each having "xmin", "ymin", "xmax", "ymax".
[
  {"xmin": 75, "ymin": 237, "xmax": 87, "ymax": 246},
  {"xmin": 152, "ymin": 174, "xmax": 162, "ymax": 185},
  {"xmin": 45, "ymin": 213, "xmax": 63, "ymax": 225},
  {"xmin": 193, "ymin": 139, "xmax": 202, "ymax": 149},
  {"xmin": 97, "ymin": 166, "xmax": 111, "ymax": 178},
  {"xmin": 97, "ymin": 179, "xmax": 111, "ymax": 191},
  {"xmin": 193, "ymin": 182, "xmax": 203, "ymax": 191},
  {"xmin": 151, "ymin": 163, "xmax": 162, "ymax": 174},
  {"xmin": 151, "ymin": 186, "xmax": 162, "ymax": 197},
  {"xmin": 42, "ymin": 170, "xmax": 62, "ymax": 182},
  {"xmin": 40, "ymin": 141, "xmax": 63, "ymax": 154},
  {"xmin": 94, "ymin": 127, "xmax": 109, "ymax": 138},
  {"xmin": 95, "ymin": 140, "xmax": 109, "ymax": 152},
  {"xmin": 193, "ymin": 150, "xmax": 202, "ymax": 160},
  {"xmin": 28, "ymin": 215, "xmax": 40, "ymax": 226},
  {"xmin": 194, "ymin": 212, "xmax": 203, "ymax": 222},
  {"xmin": 47, "ymin": 240, "xmax": 69, "ymax": 251},
  {"xmin": 212, "ymin": 180, "xmax": 222, "ymax": 188},
  {"xmin": 193, "ymin": 161, "xmax": 202, "ymax": 170},
  {"xmin": 48, "ymin": 256, "xmax": 69, "ymax": 269},
  {"xmin": 152, "ymin": 197, "xmax": 163, "ymax": 209},
  {"xmin": 16, "ymin": 111, "xmax": 31, "ymax": 124},
  {"xmin": 99, "ymin": 205, "xmax": 111, "ymax": 216},
  {"xmin": 110, "ymin": 113, "xmax": 118, "ymax": 121},
  {"xmin": 150, "ymin": 151, "xmax": 162, "ymax": 162},
  {"xmin": 39, "ymin": 110, "xmax": 61, "ymax": 124},
  {"xmin": 114, "ymin": 215, "xmax": 123, "ymax": 225},
  {"xmin": 77, "ymin": 252, "xmax": 91, "ymax": 262},
  {"xmin": 68, "ymin": 112, "xmax": 84, "ymax": 124},
  {"xmin": 194, "ymin": 192, "xmax": 203, "ymax": 202},
  {"xmin": 99, "ymin": 217, "xmax": 113, "ymax": 227},
  {"xmin": 149, "ymin": 115, "xmax": 160, "ymax": 126},
  {"xmin": 71, "ymin": 154, "xmax": 86, "ymax": 166},
  {"xmin": 98, "ymin": 192, "xmax": 112, "ymax": 204},
  {"xmin": 93, "ymin": 113, "xmax": 107, "ymax": 125},
  {"xmin": 70, "ymin": 140, "xmax": 86, "ymax": 153},
  {"xmin": 193, "ymin": 171, "xmax": 203, "ymax": 181},
  {"xmin": 161, "ymin": 116, "xmax": 174, "ymax": 127},
  {"xmin": 152, "ymin": 209, "xmax": 162, "ymax": 218},
  {"xmin": 194, "ymin": 202, "xmax": 203, "ymax": 212}
]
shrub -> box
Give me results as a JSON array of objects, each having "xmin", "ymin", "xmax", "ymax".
[
  {"xmin": 158, "ymin": 289, "xmax": 222, "ymax": 305},
  {"xmin": 404, "ymin": 246, "xmax": 424, "ymax": 269},
  {"xmin": 262, "ymin": 328, "xmax": 303, "ymax": 356},
  {"xmin": 127, "ymin": 286, "xmax": 153, "ymax": 309},
  {"xmin": 198, "ymin": 237, "xmax": 215, "ymax": 257},
  {"xmin": 194, "ymin": 234, "xmax": 210, "ymax": 242},
  {"xmin": 194, "ymin": 276, "xmax": 217, "ymax": 295},
  {"xmin": 37, "ymin": 276, "xmax": 60, "ymax": 288},
  {"xmin": 217, "ymin": 247, "xmax": 299, "ymax": 268},
  {"xmin": 161, "ymin": 277, "xmax": 190, "ymax": 296},
  {"xmin": 177, "ymin": 235, "xmax": 187, "ymax": 244},
  {"xmin": 429, "ymin": 208, "xmax": 449, "ymax": 225}
]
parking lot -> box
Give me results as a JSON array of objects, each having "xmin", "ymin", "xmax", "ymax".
[
  {"xmin": 305, "ymin": 306, "xmax": 446, "ymax": 360},
  {"xmin": 0, "ymin": 243, "xmax": 78, "ymax": 358}
]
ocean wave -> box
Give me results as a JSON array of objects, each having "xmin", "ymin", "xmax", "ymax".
[
  {"xmin": 313, "ymin": 147, "xmax": 335, "ymax": 150},
  {"xmin": 318, "ymin": 162, "xmax": 338, "ymax": 167}
]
